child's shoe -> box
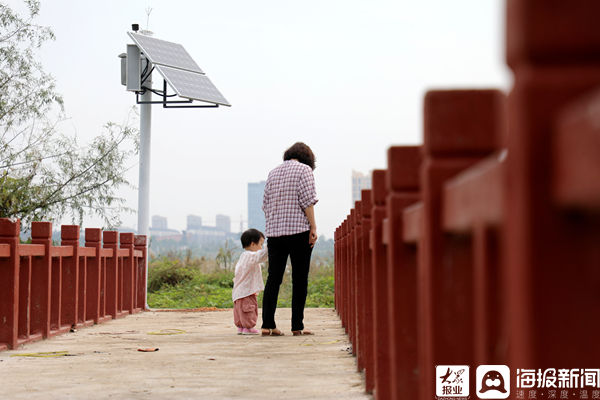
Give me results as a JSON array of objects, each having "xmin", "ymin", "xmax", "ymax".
[
  {"xmin": 237, "ymin": 327, "xmax": 244, "ymax": 335},
  {"xmin": 242, "ymin": 328, "xmax": 259, "ymax": 335}
]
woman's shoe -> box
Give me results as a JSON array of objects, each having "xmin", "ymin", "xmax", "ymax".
[
  {"xmin": 261, "ymin": 328, "xmax": 284, "ymax": 336},
  {"xmin": 242, "ymin": 328, "xmax": 260, "ymax": 335},
  {"xmin": 292, "ymin": 329, "xmax": 314, "ymax": 336}
]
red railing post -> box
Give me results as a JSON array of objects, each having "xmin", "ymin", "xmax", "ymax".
[
  {"xmin": 0, "ymin": 219, "xmax": 20, "ymax": 350},
  {"xmin": 30, "ymin": 221, "xmax": 52, "ymax": 340},
  {"xmin": 60, "ymin": 225, "xmax": 80, "ymax": 330},
  {"xmin": 103, "ymin": 230, "xmax": 119, "ymax": 319},
  {"xmin": 85, "ymin": 228, "xmax": 102, "ymax": 324},
  {"xmin": 384, "ymin": 146, "xmax": 421, "ymax": 399},
  {"xmin": 17, "ymin": 233, "xmax": 31, "ymax": 344},
  {"xmin": 334, "ymin": 228, "xmax": 339, "ymax": 313},
  {"xmin": 342, "ymin": 218, "xmax": 349, "ymax": 332},
  {"xmin": 348, "ymin": 209, "xmax": 356, "ymax": 352},
  {"xmin": 353, "ymin": 200, "xmax": 364, "ymax": 372},
  {"xmin": 419, "ymin": 89, "xmax": 501, "ymax": 400},
  {"xmin": 345, "ymin": 218, "xmax": 350, "ymax": 333},
  {"xmin": 134, "ymin": 235, "xmax": 147, "ymax": 311},
  {"xmin": 345, "ymin": 213, "xmax": 351, "ymax": 340},
  {"xmin": 120, "ymin": 233, "xmax": 135, "ymax": 314},
  {"xmin": 48, "ymin": 230, "xmax": 63, "ymax": 336},
  {"xmin": 338, "ymin": 225, "xmax": 344, "ymax": 317},
  {"xmin": 370, "ymin": 169, "xmax": 391, "ymax": 399},
  {"xmin": 505, "ymin": 0, "xmax": 600, "ymax": 369},
  {"xmin": 359, "ymin": 190, "xmax": 374, "ymax": 394}
]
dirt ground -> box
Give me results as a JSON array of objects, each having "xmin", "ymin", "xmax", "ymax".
[{"xmin": 0, "ymin": 308, "xmax": 371, "ymax": 400}]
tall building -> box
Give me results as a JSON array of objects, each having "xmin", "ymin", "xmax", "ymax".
[
  {"xmin": 351, "ymin": 170, "xmax": 372, "ymax": 204},
  {"xmin": 216, "ymin": 214, "xmax": 231, "ymax": 233},
  {"xmin": 248, "ymin": 181, "xmax": 266, "ymax": 232},
  {"xmin": 150, "ymin": 215, "xmax": 181, "ymax": 241},
  {"xmin": 151, "ymin": 215, "xmax": 168, "ymax": 230},
  {"xmin": 187, "ymin": 215, "xmax": 202, "ymax": 230}
]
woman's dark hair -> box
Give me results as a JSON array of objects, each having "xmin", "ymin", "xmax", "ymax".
[
  {"xmin": 283, "ymin": 142, "xmax": 316, "ymax": 170},
  {"xmin": 240, "ymin": 228, "xmax": 265, "ymax": 248}
]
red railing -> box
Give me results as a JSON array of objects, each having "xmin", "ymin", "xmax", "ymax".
[
  {"xmin": 0, "ymin": 219, "xmax": 147, "ymax": 351},
  {"xmin": 334, "ymin": 1, "xmax": 600, "ymax": 399}
]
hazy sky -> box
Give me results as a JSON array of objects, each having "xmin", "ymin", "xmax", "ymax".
[{"xmin": 10, "ymin": 0, "xmax": 510, "ymax": 238}]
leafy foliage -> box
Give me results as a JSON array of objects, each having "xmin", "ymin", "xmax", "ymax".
[
  {"xmin": 0, "ymin": 1, "xmax": 138, "ymax": 228},
  {"xmin": 0, "ymin": 0, "xmax": 60, "ymax": 130},
  {"xmin": 147, "ymin": 257, "xmax": 197, "ymax": 293},
  {"xmin": 147, "ymin": 256, "xmax": 235, "ymax": 308}
]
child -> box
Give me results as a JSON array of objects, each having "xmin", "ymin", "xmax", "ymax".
[{"xmin": 232, "ymin": 228, "xmax": 267, "ymax": 335}]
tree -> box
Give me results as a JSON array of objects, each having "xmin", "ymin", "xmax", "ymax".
[
  {"xmin": 216, "ymin": 240, "xmax": 235, "ymax": 270},
  {"xmin": 0, "ymin": 0, "xmax": 138, "ymax": 228}
]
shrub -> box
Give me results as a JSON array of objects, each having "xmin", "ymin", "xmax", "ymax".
[{"xmin": 147, "ymin": 258, "xmax": 197, "ymax": 293}]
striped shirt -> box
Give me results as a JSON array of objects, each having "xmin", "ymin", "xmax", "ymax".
[{"xmin": 263, "ymin": 160, "xmax": 318, "ymax": 237}]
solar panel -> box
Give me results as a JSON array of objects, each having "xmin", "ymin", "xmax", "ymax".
[
  {"xmin": 155, "ymin": 65, "xmax": 230, "ymax": 106},
  {"xmin": 128, "ymin": 32, "xmax": 203, "ymax": 74}
]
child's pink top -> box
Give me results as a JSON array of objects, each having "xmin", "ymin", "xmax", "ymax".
[{"xmin": 232, "ymin": 247, "xmax": 268, "ymax": 302}]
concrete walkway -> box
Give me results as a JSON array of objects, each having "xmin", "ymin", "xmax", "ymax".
[{"xmin": 0, "ymin": 308, "xmax": 370, "ymax": 400}]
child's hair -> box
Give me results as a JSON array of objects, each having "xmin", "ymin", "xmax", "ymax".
[{"xmin": 240, "ymin": 228, "xmax": 265, "ymax": 248}]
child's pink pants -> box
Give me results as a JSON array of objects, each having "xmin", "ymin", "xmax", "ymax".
[{"xmin": 233, "ymin": 294, "xmax": 258, "ymax": 329}]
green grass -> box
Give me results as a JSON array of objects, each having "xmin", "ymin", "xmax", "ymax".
[{"xmin": 147, "ymin": 254, "xmax": 334, "ymax": 309}]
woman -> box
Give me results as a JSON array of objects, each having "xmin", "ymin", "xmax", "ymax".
[{"xmin": 261, "ymin": 142, "xmax": 318, "ymax": 336}]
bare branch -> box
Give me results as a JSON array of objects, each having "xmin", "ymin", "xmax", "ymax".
[{"xmin": 0, "ymin": 151, "xmax": 69, "ymax": 169}]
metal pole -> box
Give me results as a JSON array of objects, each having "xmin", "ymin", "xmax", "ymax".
[{"xmin": 138, "ymin": 58, "xmax": 152, "ymax": 308}]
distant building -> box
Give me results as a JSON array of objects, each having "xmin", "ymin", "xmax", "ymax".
[
  {"xmin": 184, "ymin": 226, "xmax": 227, "ymax": 246},
  {"xmin": 149, "ymin": 228, "xmax": 182, "ymax": 241},
  {"xmin": 351, "ymin": 170, "xmax": 372, "ymax": 204},
  {"xmin": 151, "ymin": 215, "xmax": 168, "ymax": 230},
  {"xmin": 248, "ymin": 181, "xmax": 266, "ymax": 232},
  {"xmin": 216, "ymin": 214, "xmax": 231, "ymax": 233},
  {"xmin": 187, "ymin": 215, "xmax": 203, "ymax": 230},
  {"xmin": 150, "ymin": 215, "xmax": 181, "ymax": 241}
]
